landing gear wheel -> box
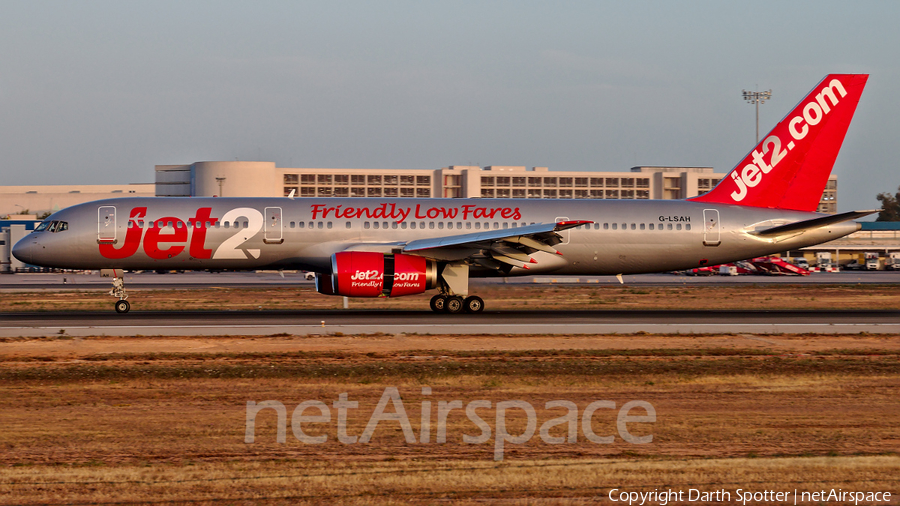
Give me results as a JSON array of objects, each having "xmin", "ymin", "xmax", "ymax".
[
  {"xmin": 445, "ymin": 296, "xmax": 464, "ymax": 314},
  {"xmin": 430, "ymin": 294, "xmax": 447, "ymax": 313},
  {"xmin": 463, "ymin": 296, "xmax": 484, "ymax": 314},
  {"xmin": 114, "ymin": 300, "xmax": 130, "ymax": 314}
]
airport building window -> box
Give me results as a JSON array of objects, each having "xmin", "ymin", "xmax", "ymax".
[
  {"xmin": 543, "ymin": 177, "xmax": 557, "ymax": 186},
  {"xmin": 400, "ymin": 188, "xmax": 415, "ymax": 197},
  {"xmin": 400, "ymin": 175, "xmax": 415, "ymax": 186},
  {"xmin": 636, "ymin": 190, "xmax": 650, "ymax": 199},
  {"xmin": 605, "ymin": 178, "xmax": 619, "ymax": 186},
  {"xmin": 591, "ymin": 190, "xmax": 603, "ymax": 198},
  {"xmin": 482, "ymin": 189, "xmax": 495, "ymax": 198},
  {"xmin": 318, "ymin": 187, "xmax": 332, "ymax": 197},
  {"xmin": 368, "ymin": 175, "xmax": 382, "ymax": 185},
  {"xmin": 334, "ymin": 174, "xmax": 349, "ymax": 185},
  {"xmin": 513, "ymin": 189, "xmax": 526, "ymax": 198},
  {"xmin": 301, "ymin": 187, "xmax": 315, "ymax": 197},
  {"xmin": 559, "ymin": 189, "xmax": 572, "ymax": 198},
  {"xmin": 482, "ymin": 177, "xmax": 495, "ymax": 186},
  {"xmin": 606, "ymin": 190, "xmax": 619, "ymax": 199},
  {"xmin": 384, "ymin": 175, "xmax": 398, "ymax": 185},
  {"xmin": 301, "ymin": 174, "xmax": 316, "ymax": 184},
  {"xmin": 543, "ymin": 189, "xmax": 557, "ymax": 198},
  {"xmin": 284, "ymin": 174, "xmax": 299, "ymax": 184},
  {"xmin": 513, "ymin": 177, "xmax": 526, "ymax": 187},
  {"xmin": 496, "ymin": 177, "xmax": 510, "ymax": 186},
  {"xmin": 416, "ymin": 188, "xmax": 430, "ymax": 197},
  {"xmin": 334, "ymin": 188, "xmax": 349, "ymax": 197},
  {"xmin": 368, "ymin": 188, "xmax": 382, "ymax": 197},
  {"xmin": 384, "ymin": 188, "xmax": 398, "ymax": 197},
  {"xmin": 621, "ymin": 190, "xmax": 635, "ymax": 199},
  {"xmin": 528, "ymin": 177, "xmax": 542, "ymax": 186},
  {"xmin": 527, "ymin": 189, "xmax": 541, "ymax": 198},
  {"xmin": 590, "ymin": 178, "xmax": 604, "ymax": 187},
  {"xmin": 351, "ymin": 187, "xmax": 365, "ymax": 197},
  {"xmin": 351, "ymin": 175, "xmax": 366, "ymax": 185},
  {"xmin": 317, "ymin": 174, "xmax": 332, "ymax": 184},
  {"xmin": 284, "ymin": 186, "xmax": 297, "ymax": 196},
  {"xmin": 497, "ymin": 189, "xmax": 510, "ymax": 198},
  {"xmin": 637, "ymin": 178, "xmax": 650, "ymax": 188},
  {"xmin": 416, "ymin": 176, "xmax": 431, "ymax": 185},
  {"xmin": 621, "ymin": 178, "xmax": 635, "ymax": 188}
]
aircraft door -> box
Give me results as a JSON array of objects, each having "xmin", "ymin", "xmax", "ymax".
[
  {"xmin": 555, "ymin": 216, "xmax": 570, "ymax": 244},
  {"xmin": 264, "ymin": 207, "xmax": 284, "ymax": 244},
  {"xmin": 703, "ymin": 209, "xmax": 720, "ymax": 246},
  {"xmin": 98, "ymin": 206, "xmax": 117, "ymax": 243}
]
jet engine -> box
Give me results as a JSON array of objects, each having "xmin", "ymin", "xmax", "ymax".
[{"xmin": 315, "ymin": 252, "xmax": 438, "ymax": 297}]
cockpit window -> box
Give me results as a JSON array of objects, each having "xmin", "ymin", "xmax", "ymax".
[{"xmin": 36, "ymin": 220, "xmax": 69, "ymax": 233}]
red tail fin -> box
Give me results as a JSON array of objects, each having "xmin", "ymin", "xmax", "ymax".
[{"xmin": 690, "ymin": 74, "xmax": 868, "ymax": 212}]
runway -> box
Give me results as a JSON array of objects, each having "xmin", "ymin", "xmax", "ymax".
[{"xmin": 2, "ymin": 309, "xmax": 899, "ymax": 337}]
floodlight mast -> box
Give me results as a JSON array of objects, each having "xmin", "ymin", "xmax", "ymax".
[{"xmin": 742, "ymin": 87, "xmax": 772, "ymax": 144}]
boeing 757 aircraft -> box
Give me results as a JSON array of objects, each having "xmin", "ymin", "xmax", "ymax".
[{"xmin": 13, "ymin": 74, "xmax": 873, "ymax": 314}]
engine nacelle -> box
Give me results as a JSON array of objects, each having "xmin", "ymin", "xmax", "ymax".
[{"xmin": 317, "ymin": 252, "xmax": 437, "ymax": 297}]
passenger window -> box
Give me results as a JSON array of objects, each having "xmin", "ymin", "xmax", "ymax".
[
  {"xmin": 429, "ymin": 222, "xmax": 435, "ymax": 229},
  {"xmin": 318, "ymin": 222, "xmax": 324, "ymax": 229},
  {"xmin": 640, "ymin": 223, "xmax": 645, "ymax": 230},
  {"xmin": 401, "ymin": 222, "xmax": 407, "ymax": 229},
  {"xmin": 327, "ymin": 222, "xmax": 333, "ymax": 229},
  {"xmin": 373, "ymin": 222, "xmax": 379, "ymax": 229},
  {"xmin": 686, "ymin": 224, "xmax": 692, "ymax": 231},
  {"xmin": 308, "ymin": 222, "xmax": 313, "ymax": 229},
  {"xmin": 649, "ymin": 223, "xmax": 654, "ymax": 230},
  {"xmin": 290, "ymin": 222, "xmax": 295, "ymax": 228},
  {"xmin": 475, "ymin": 223, "xmax": 481, "ymax": 230},
  {"xmin": 630, "ymin": 223, "xmax": 636, "ymax": 230},
  {"xmin": 621, "ymin": 223, "xmax": 626, "ymax": 230},
  {"xmin": 439, "ymin": 222, "xmax": 444, "ymax": 230},
  {"xmin": 503, "ymin": 223, "xmax": 508, "ymax": 229},
  {"xmin": 346, "ymin": 222, "xmax": 351, "ymax": 229},
  {"xmin": 603, "ymin": 223, "xmax": 609, "ymax": 230},
  {"xmin": 383, "ymin": 222, "xmax": 388, "ymax": 229},
  {"xmin": 410, "ymin": 222, "xmax": 416, "ymax": 230},
  {"xmin": 364, "ymin": 222, "xmax": 370, "ymax": 229},
  {"xmin": 667, "ymin": 224, "xmax": 673, "ymax": 230},
  {"xmin": 392, "ymin": 222, "xmax": 398, "ymax": 229},
  {"xmin": 676, "ymin": 224, "xmax": 682, "ymax": 230},
  {"xmin": 466, "ymin": 223, "xmax": 472, "ymax": 229},
  {"xmin": 493, "ymin": 222, "xmax": 499, "ymax": 229},
  {"xmin": 612, "ymin": 223, "xmax": 617, "ymax": 230},
  {"xmin": 299, "ymin": 222, "xmax": 305, "ymax": 229}
]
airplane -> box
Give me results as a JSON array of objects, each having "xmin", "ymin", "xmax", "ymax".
[{"xmin": 13, "ymin": 74, "xmax": 874, "ymax": 314}]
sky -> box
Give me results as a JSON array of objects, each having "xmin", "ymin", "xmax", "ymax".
[{"xmin": 1, "ymin": 1, "xmax": 898, "ymax": 213}]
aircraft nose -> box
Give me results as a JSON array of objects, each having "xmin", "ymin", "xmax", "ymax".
[{"xmin": 11, "ymin": 236, "xmax": 34, "ymax": 264}]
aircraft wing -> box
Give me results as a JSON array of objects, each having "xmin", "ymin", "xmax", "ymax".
[{"xmin": 402, "ymin": 220, "xmax": 592, "ymax": 269}]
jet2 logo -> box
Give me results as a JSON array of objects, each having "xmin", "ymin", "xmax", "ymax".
[
  {"xmin": 730, "ymin": 78, "xmax": 847, "ymax": 202},
  {"xmin": 99, "ymin": 207, "xmax": 264, "ymax": 261},
  {"xmin": 350, "ymin": 270, "xmax": 383, "ymax": 281}
]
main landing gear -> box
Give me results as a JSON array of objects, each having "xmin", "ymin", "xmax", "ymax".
[{"xmin": 430, "ymin": 294, "xmax": 484, "ymax": 314}]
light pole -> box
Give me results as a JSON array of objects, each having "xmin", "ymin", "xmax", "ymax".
[
  {"xmin": 742, "ymin": 87, "xmax": 772, "ymax": 144},
  {"xmin": 216, "ymin": 177, "xmax": 226, "ymax": 197}
]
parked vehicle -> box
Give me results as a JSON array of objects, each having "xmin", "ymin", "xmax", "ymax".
[
  {"xmin": 865, "ymin": 252, "xmax": 880, "ymax": 270},
  {"xmin": 886, "ymin": 252, "xmax": 900, "ymax": 271},
  {"xmin": 816, "ymin": 252, "xmax": 833, "ymax": 269},
  {"xmin": 794, "ymin": 257, "xmax": 809, "ymax": 269},
  {"xmin": 844, "ymin": 260, "xmax": 864, "ymax": 270}
]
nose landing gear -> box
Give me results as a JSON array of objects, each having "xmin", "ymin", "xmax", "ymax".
[{"xmin": 102, "ymin": 269, "xmax": 130, "ymax": 314}]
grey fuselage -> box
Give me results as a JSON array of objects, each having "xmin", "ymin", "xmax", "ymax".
[{"xmin": 13, "ymin": 197, "xmax": 857, "ymax": 276}]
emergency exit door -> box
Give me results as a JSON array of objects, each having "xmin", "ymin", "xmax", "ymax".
[
  {"xmin": 703, "ymin": 209, "xmax": 720, "ymax": 246},
  {"xmin": 98, "ymin": 206, "xmax": 117, "ymax": 243},
  {"xmin": 264, "ymin": 207, "xmax": 283, "ymax": 244}
]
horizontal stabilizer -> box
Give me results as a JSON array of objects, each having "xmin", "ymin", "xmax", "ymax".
[{"xmin": 753, "ymin": 210, "xmax": 877, "ymax": 238}]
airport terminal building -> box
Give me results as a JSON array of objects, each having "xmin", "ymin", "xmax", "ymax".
[{"xmin": 154, "ymin": 161, "xmax": 838, "ymax": 213}]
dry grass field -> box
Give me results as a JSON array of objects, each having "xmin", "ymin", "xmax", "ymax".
[
  {"xmin": 1, "ymin": 285, "xmax": 899, "ymax": 504},
  {"xmin": 3, "ymin": 282, "xmax": 900, "ymax": 312}
]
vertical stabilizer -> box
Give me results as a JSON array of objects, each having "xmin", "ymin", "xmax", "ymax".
[{"xmin": 691, "ymin": 74, "xmax": 868, "ymax": 212}]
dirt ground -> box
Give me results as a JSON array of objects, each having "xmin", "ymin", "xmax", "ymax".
[{"xmin": 1, "ymin": 285, "xmax": 899, "ymax": 504}]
